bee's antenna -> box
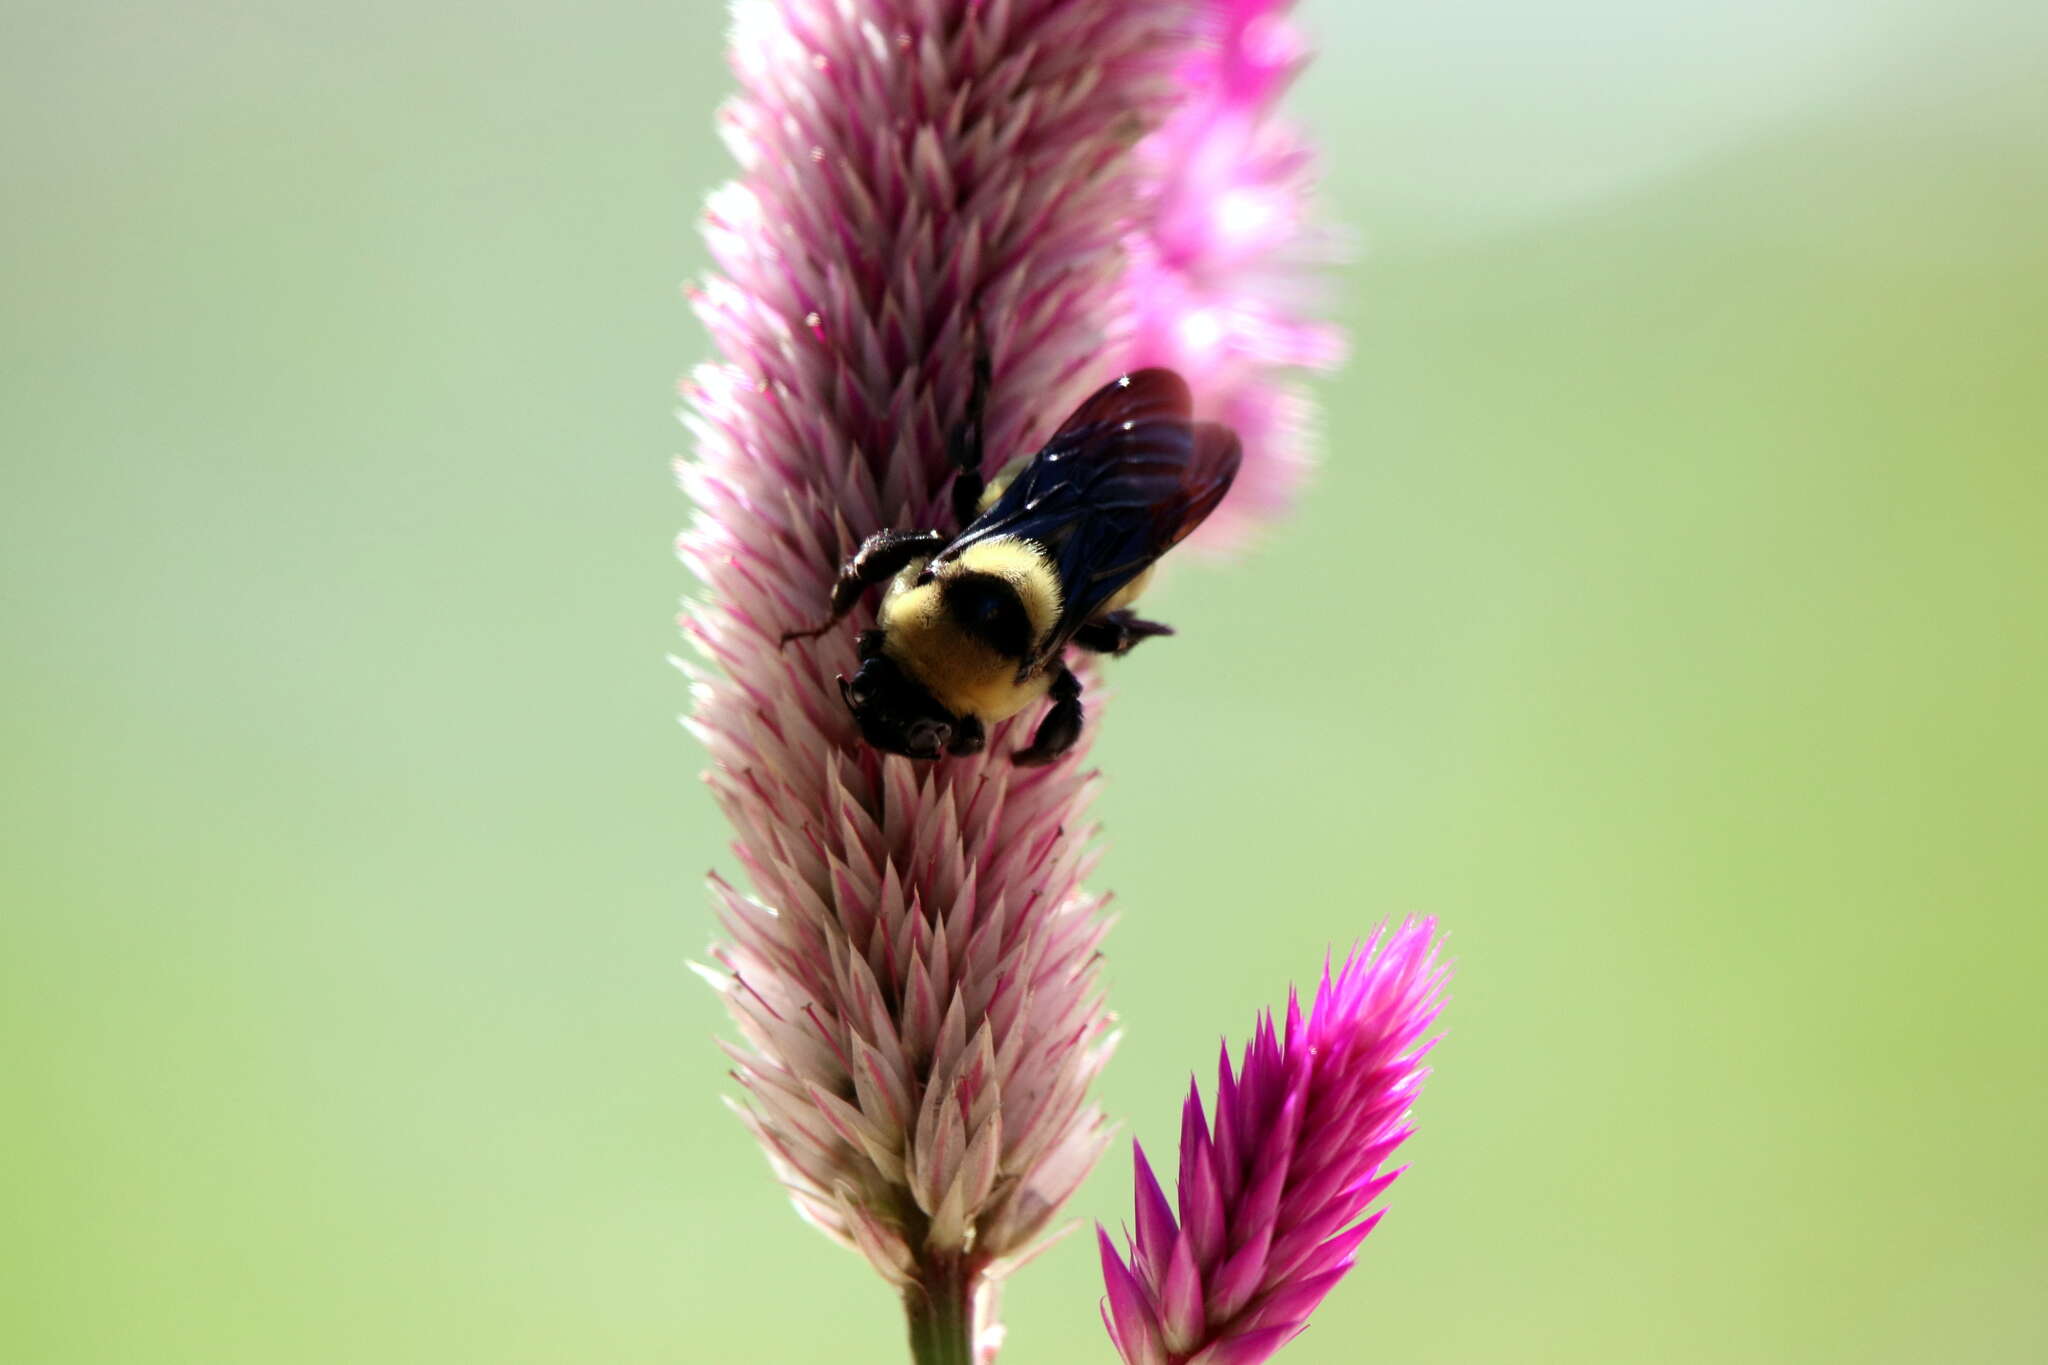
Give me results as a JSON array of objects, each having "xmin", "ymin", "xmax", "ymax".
[{"xmin": 778, "ymin": 622, "xmax": 834, "ymax": 647}]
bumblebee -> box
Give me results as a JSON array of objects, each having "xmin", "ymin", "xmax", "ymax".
[{"xmin": 783, "ymin": 356, "xmax": 1241, "ymax": 766}]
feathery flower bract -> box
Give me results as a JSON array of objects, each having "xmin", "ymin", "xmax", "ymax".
[{"xmin": 1099, "ymin": 920, "xmax": 1449, "ymax": 1365}]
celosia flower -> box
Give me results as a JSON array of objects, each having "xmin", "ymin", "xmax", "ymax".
[
  {"xmin": 1121, "ymin": 0, "xmax": 1345, "ymax": 542},
  {"xmin": 1099, "ymin": 920, "xmax": 1449, "ymax": 1365},
  {"xmin": 681, "ymin": 0, "xmax": 1340, "ymax": 1359}
]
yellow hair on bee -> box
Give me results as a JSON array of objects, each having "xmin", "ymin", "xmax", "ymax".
[
  {"xmin": 878, "ymin": 574, "xmax": 1049, "ymax": 723},
  {"xmin": 955, "ymin": 537, "xmax": 1061, "ymax": 642},
  {"xmin": 976, "ymin": 452, "xmax": 1030, "ymax": 513},
  {"xmin": 872, "ymin": 533, "xmax": 1064, "ymax": 724},
  {"xmin": 1102, "ymin": 562, "xmax": 1154, "ymax": 616}
]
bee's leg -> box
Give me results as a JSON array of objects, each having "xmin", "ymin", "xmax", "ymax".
[
  {"xmin": 948, "ymin": 713, "xmax": 987, "ymax": 757},
  {"xmin": 1071, "ymin": 610, "xmax": 1175, "ymax": 656},
  {"xmin": 1012, "ymin": 665, "xmax": 1084, "ymax": 767},
  {"xmin": 946, "ymin": 344, "xmax": 994, "ymax": 531},
  {"xmin": 779, "ymin": 529, "xmax": 946, "ymax": 645}
]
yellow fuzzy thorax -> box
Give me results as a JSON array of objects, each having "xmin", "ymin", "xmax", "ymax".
[
  {"xmin": 954, "ymin": 538, "xmax": 1061, "ymax": 641},
  {"xmin": 877, "ymin": 536, "xmax": 1062, "ymax": 723}
]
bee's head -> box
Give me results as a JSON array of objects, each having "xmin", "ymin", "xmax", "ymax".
[{"xmin": 838, "ymin": 652, "xmax": 977, "ymax": 761}]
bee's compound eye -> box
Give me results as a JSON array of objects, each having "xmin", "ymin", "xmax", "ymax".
[{"xmin": 848, "ymin": 673, "xmax": 876, "ymax": 706}]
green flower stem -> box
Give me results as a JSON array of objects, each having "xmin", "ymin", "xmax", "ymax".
[{"xmin": 904, "ymin": 1257, "xmax": 977, "ymax": 1365}]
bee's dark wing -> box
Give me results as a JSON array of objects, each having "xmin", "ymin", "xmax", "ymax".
[{"xmin": 942, "ymin": 369, "xmax": 1241, "ymax": 670}]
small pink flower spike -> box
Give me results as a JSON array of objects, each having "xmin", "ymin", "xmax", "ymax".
[
  {"xmin": 1121, "ymin": 0, "xmax": 1346, "ymax": 546},
  {"xmin": 1099, "ymin": 920, "xmax": 1450, "ymax": 1365}
]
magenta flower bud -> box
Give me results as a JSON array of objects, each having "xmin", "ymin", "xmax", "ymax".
[{"xmin": 1099, "ymin": 920, "xmax": 1450, "ymax": 1365}]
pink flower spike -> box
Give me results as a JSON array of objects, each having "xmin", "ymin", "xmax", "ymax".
[
  {"xmin": 1120, "ymin": 0, "xmax": 1347, "ymax": 545},
  {"xmin": 1098, "ymin": 920, "xmax": 1450, "ymax": 1365},
  {"xmin": 1100, "ymin": 1225, "xmax": 1169, "ymax": 1365}
]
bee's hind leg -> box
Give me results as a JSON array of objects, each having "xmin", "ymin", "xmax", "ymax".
[
  {"xmin": 1071, "ymin": 610, "xmax": 1175, "ymax": 656},
  {"xmin": 946, "ymin": 343, "xmax": 994, "ymax": 531},
  {"xmin": 1012, "ymin": 665, "xmax": 1084, "ymax": 767}
]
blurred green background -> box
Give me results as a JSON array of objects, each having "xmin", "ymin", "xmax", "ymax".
[{"xmin": 5, "ymin": 0, "xmax": 2044, "ymax": 1360}]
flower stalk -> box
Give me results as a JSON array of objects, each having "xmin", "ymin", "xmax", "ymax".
[{"xmin": 904, "ymin": 1254, "xmax": 977, "ymax": 1365}]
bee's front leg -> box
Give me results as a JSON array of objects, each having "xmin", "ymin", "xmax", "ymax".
[
  {"xmin": 1071, "ymin": 610, "xmax": 1174, "ymax": 656},
  {"xmin": 779, "ymin": 529, "xmax": 946, "ymax": 645},
  {"xmin": 946, "ymin": 343, "xmax": 994, "ymax": 531},
  {"xmin": 1012, "ymin": 664, "xmax": 1084, "ymax": 767}
]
